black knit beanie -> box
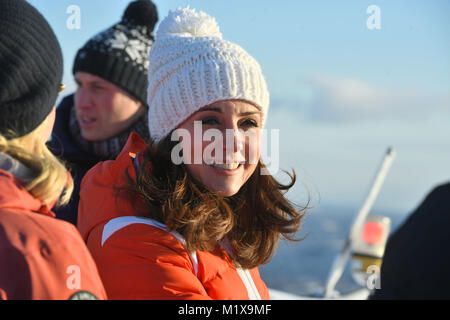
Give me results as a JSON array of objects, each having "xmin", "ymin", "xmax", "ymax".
[
  {"xmin": 73, "ymin": 0, "xmax": 158, "ymax": 106},
  {"xmin": 0, "ymin": 0, "xmax": 63, "ymax": 139}
]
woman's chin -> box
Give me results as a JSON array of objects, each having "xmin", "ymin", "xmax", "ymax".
[
  {"xmin": 206, "ymin": 184, "xmax": 240, "ymax": 198},
  {"xmin": 216, "ymin": 190, "xmax": 238, "ymax": 198}
]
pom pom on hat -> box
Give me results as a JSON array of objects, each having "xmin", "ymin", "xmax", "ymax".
[
  {"xmin": 147, "ymin": 7, "xmax": 270, "ymax": 144},
  {"xmin": 74, "ymin": 0, "xmax": 158, "ymax": 105},
  {"xmin": 156, "ymin": 6, "xmax": 222, "ymax": 39},
  {"xmin": 122, "ymin": 0, "xmax": 158, "ymax": 31}
]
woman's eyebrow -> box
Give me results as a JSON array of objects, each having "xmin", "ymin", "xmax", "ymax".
[
  {"xmin": 238, "ymin": 110, "xmax": 261, "ymax": 117},
  {"xmin": 196, "ymin": 107, "xmax": 261, "ymax": 117},
  {"xmin": 198, "ymin": 107, "xmax": 222, "ymax": 113}
]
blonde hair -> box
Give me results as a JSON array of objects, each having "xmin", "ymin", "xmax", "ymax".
[{"xmin": 0, "ymin": 119, "xmax": 73, "ymax": 207}]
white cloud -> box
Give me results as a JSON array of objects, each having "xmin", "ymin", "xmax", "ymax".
[
  {"xmin": 302, "ymin": 75, "xmax": 450, "ymax": 122},
  {"xmin": 265, "ymin": 80, "xmax": 450, "ymax": 214}
]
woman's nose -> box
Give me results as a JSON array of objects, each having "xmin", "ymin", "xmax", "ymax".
[{"xmin": 223, "ymin": 128, "xmax": 245, "ymax": 162}]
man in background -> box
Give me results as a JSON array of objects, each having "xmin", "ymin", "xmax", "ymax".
[{"xmin": 50, "ymin": 0, "xmax": 158, "ymax": 225}]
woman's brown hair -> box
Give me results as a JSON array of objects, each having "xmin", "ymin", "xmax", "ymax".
[{"xmin": 125, "ymin": 135, "xmax": 307, "ymax": 269}]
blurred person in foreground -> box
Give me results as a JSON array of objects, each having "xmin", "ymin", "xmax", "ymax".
[{"xmin": 0, "ymin": 0, "xmax": 106, "ymax": 300}]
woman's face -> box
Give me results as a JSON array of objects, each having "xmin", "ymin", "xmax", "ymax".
[{"xmin": 176, "ymin": 100, "xmax": 262, "ymax": 197}]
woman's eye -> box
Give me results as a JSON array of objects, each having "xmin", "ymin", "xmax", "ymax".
[
  {"xmin": 201, "ymin": 117, "xmax": 220, "ymax": 126},
  {"xmin": 241, "ymin": 119, "xmax": 259, "ymax": 128}
]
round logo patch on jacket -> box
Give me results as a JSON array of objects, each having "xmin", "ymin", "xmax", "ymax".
[{"xmin": 68, "ymin": 291, "xmax": 98, "ymax": 300}]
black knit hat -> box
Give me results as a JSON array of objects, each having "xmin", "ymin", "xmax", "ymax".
[
  {"xmin": 0, "ymin": 0, "xmax": 63, "ymax": 139},
  {"xmin": 73, "ymin": 0, "xmax": 158, "ymax": 106}
]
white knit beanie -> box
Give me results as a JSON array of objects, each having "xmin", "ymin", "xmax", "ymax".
[{"xmin": 147, "ymin": 6, "xmax": 270, "ymax": 144}]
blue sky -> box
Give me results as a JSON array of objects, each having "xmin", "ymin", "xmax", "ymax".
[{"xmin": 30, "ymin": 0, "xmax": 450, "ymax": 218}]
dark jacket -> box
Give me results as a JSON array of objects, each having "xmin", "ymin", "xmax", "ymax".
[
  {"xmin": 370, "ymin": 182, "xmax": 450, "ymax": 299},
  {"xmin": 49, "ymin": 94, "xmax": 106, "ymax": 225}
]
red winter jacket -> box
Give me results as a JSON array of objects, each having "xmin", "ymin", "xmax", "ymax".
[
  {"xmin": 0, "ymin": 160, "xmax": 107, "ymax": 300},
  {"xmin": 78, "ymin": 133, "xmax": 270, "ymax": 300}
]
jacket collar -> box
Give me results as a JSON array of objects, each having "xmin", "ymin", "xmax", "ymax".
[
  {"xmin": 0, "ymin": 152, "xmax": 55, "ymax": 217},
  {"xmin": 77, "ymin": 132, "xmax": 148, "ymax": 240},
  {"xmin": 0, "ymin": 151, "xmax": 33, "ymax": 181}
]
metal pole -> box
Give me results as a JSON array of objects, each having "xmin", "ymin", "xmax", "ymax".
[{"xmin": 323, "ymin": 147, "xmax": 396, "ymax": 298}]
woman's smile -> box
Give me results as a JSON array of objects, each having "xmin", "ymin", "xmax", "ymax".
[
  {"xmin": 209, "ymin": 162, "xmax": 243, "ymax": 175},
  {"xmin": 177, "ymin": 100, "xmax": 262, "ymax": 197}
]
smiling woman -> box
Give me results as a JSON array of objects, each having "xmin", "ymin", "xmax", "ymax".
[
  {"xmin": 176, "ymin": 100, "xmax": 262, "ymax": 197},
  {"xmin": 76, "ymin": 7, "xmax": 306, "ymax": 300}
]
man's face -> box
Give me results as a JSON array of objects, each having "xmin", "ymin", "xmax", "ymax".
[{"xmin": 74, "ymin": 72, "xmax": 146, "ymax": 142}]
